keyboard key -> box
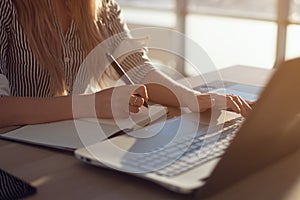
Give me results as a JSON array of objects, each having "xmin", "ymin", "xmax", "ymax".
[{"xmin": 121, "ymin": 117, "xmax": 244, "ymax": 177}]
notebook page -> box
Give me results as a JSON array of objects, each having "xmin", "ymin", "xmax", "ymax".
[{"xmin": 0, "ymin": 105, "xmax": 167, "ymax": 151}]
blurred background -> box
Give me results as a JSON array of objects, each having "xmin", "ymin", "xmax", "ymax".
[{"xmin": 117, "ymin": 0, "xmax": 300, "ymax": 76}]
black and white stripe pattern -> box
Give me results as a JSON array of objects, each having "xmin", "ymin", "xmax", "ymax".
[
  {"xmin": 0, "ymin": 168, "xmax": 36, "ymax": 200},
  {"xmin": 0, "ymin": 0, "xmax": 154, "ymax": 97}
]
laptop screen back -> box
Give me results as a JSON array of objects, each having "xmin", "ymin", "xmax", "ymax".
[{"xmin": 198, "ymin": 58, "xmax": 300, "ymax": 197}]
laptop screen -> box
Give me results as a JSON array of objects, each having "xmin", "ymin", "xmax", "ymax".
[{"xmin": 193, "ymin": 80, "xmax": 263, "ymax": 102}]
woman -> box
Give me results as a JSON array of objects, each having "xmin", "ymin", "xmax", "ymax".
[{"xmin": 0, "ymin": 0, "xmax": 251, "ymax": 128}]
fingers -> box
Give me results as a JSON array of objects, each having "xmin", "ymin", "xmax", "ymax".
[
  {"xmin": 129, "ymin": 95, "xmax": 145, "ymax": 113},
  {"xmin": 235, "ymin": 95, "xmax": 252, "ymax": 117},
  {"xmin": 247, "ymin": 100, "xmax": 256, "ymax": 108},
  {"xmin": 129, "ymin": 95, "xmax": 138, "ymax": 106},
  {"xmin": 106, "ymin": 84, "xmax": 149, "ymax": 118},
  {"xmin": 226, "ymin": 95, "xmax": 252, "ymax": 117},
  {"xmin": 226, "ymin": 95, "xmax": 241, "ymax": 113},
  {"xmin": 206, "ymin": 93, "xmax": 252, "ymax": 117},
  {"xmin": 133, "ymin": 85, "xmax": 149, "ymax": 104},
  {"xmin": 128, "ymin": 85, "xmax": 148, "ymax": 113}
]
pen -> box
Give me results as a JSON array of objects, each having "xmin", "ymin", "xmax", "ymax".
[{"xmin": 106, "ymin": 53, "xmax": 149, "ymax": 108}]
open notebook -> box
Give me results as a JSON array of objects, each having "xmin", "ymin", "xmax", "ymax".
[{"xmin": 0, "ymin": 105, "xmax": 167, "ymax": 151}]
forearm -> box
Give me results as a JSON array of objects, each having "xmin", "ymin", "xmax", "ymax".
[
  {"xmin": 0, "ymin": 95, "xmax": 87, "ymax": 128},
  {"xmin": 143, "ymin": 70, "xmax": 198, "ymax": 107},
  {"xmin": 145, "ymin": 83, "xmax": 180, "ymax": 107}
]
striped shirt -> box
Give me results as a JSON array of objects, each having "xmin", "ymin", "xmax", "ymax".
[{"xmin": 0, "ymin": 0, "xmax": 154, "ymax": 97}]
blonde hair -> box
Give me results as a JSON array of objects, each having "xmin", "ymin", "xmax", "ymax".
[{"xmin": 13, "ymin": 0, "xmax": 107, "ymax": 96}]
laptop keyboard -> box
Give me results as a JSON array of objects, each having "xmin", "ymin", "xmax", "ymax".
[{"xmin": 122, "ymin": 117, "xmax": 244, "ymax": 177}]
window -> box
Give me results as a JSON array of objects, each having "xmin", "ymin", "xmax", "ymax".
[
  {"xmin": 117, "ymin": 0, "xmax": 176, "ymax": 27},
  {"xmin": 286, "ymin": 0, "xmax": 300, "ymax": 59},
  {"xmin": 186, "ymin": 0, "xmax": 277, "ymax": 75},
  {"xmin": 118, "ymin": 0, "xmax": 299, "ymax": 76}
]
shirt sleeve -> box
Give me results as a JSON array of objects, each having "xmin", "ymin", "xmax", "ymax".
[
  {"xmin": 101, "ymin": 0, "xmax": 156, "ymax": 84},
  {"xmin": 0, "ymin": 74, "xmax": 10, "ymax": 96},
  {"xmin": 0, "ymin": 0, "xmax": 13, "ymax": 96}
]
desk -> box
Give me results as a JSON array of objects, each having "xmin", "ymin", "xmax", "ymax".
[{"xmin": 1, "ymin": 65, "xmax": 299, "ymax": 200}]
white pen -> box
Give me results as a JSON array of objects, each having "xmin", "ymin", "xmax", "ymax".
[{"xmin": 106, "ymin": 53, "xmax": 149, "ymax": 108}]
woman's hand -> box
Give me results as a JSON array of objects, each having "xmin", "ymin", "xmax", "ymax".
[
  {"xmin": 186, "ymin": 93, "xmax": 253, "ymax": 117},
  {"xmin": 95, "ymin": 85, "xmax": 148, "ymax": 119}
]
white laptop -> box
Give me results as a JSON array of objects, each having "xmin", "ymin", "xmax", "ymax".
[{"xmin": 75, "ymin": 58, "xmax": 300, "ymax": 196}]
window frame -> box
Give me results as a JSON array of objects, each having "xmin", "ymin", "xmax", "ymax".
[{"xmin": 118, "ymin": 0, "xmax": 294, "ymax": 71}]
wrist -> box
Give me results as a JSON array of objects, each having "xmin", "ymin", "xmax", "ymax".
[{"xmin": 181, "ymin": 89, "xmax": 200, "ymax": 109}]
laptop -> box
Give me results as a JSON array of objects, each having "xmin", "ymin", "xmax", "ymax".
[
  {"xmin": 194, "ymin": 80, "xmax": 262, "ymax": 102},
  {"xmin": 75, "ymin": 57, "xmax": 300, "ymax": 196}
]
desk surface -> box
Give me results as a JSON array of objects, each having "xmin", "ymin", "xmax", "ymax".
[{"xmin": 1, "ymin": 65, "xmax": 299, "ymax": 200}]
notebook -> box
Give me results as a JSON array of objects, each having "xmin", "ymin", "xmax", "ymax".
[
  {"xmin": 75, "ymin": 57, "xmax": 300, "ymax": 196},
  {"xmin": 0, "ymin": 104, "xmax": 167, "ymax": 151}
]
